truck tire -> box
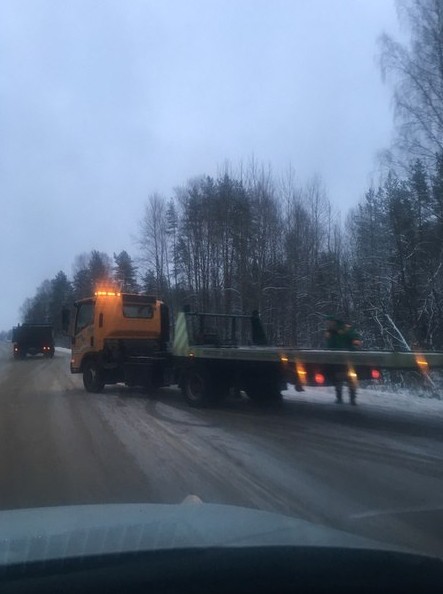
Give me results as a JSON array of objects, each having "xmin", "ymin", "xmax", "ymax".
[
  {"xmin": 182, "ymin": 368, "xmax": 226, "ymax": 407},
  {"xmin": 83, "ymin": 360, "xmax": 105, "ymax": 394}
]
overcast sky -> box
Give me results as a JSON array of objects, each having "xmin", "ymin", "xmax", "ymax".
[{"xmin": 0, "ymin": 0, "xmax": 400, "ymax": 330}]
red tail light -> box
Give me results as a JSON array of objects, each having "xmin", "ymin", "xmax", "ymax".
[
  {"xmin": 314, "ymin": 373, "xmax": 325, "ymax": 385},
  {"xmin": 371, "ymin": 369, "xmax": 381, "ymax": 380}
]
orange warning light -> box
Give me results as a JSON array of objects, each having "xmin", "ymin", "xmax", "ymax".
[
  {"xmin": 296, "ymin": 362, "xmax": 308, "ymax": 384},
  {"xmin": 94, "ymin": 290, "xmax": 121, "ymax": 297},
  {"xmin": 348, "ymin": 368, "xmax": 358, "ymax": 380}
]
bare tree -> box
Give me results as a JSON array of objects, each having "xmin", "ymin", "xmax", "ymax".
[
  {"xmin": 379, "ymin": 0, "xmax": 443, "ymax": 164},
  {"xmin": 138, "ymin": 193, "xmax": 170, "ymax": 296}
]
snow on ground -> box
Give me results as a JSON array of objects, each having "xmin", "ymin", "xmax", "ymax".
[
  {"xmin": 283, "ymin": 383, "xmax": 443, "ymax": 416},
  {"xmin": 55, "ymin": 347, "xmax": 71, "ymax": 354}
]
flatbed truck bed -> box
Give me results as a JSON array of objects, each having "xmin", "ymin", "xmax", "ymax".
[
  {"xmin": 174, "ymin": 344, "xmax": 443, "ymax": 368},
  {"xmin": 172, "ymin": 311, "xmax": 443, "ymax": 406}
]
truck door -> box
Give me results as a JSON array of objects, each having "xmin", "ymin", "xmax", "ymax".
[{"xmin": 71, "ymin": 300, "xmax": 95, "ymax": 370}]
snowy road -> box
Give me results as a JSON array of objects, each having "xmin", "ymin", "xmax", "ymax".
[{"xmin": 0, "ymin": 342, "xmax": 442, "ymax": 558}]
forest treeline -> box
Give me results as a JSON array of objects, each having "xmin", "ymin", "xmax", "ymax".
[
  {"xmin": 16, "ymin": 0, "xmax": 443, "ymax": 350},
  {"xmin": 19, "ymin": 156, "xmax": 443, "ymax": 350}
]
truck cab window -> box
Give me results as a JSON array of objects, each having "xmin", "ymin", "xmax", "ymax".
[
  {"xmin": 122, "ymin": 304, "xmax": 153, "ymax": 319},
  {"xmin": 75, "ymin": 303, "xmax": 94, "ymax": 334}
]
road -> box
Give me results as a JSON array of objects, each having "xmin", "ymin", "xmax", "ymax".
[{"xmin": 0, "ymin": 342, "xmax": 442, "ymax": 558}]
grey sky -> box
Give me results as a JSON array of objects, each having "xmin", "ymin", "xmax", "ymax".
[{"xmin": 1, "ymin": 0, "xmax": 399, "ymax": 330}]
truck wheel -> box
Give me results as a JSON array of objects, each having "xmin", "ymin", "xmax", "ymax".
[
  {"xmin": 182, "ymin": 368, "xmax": 225, "ymax": 407},
  {"xmin": 182, "ymin": 369, "xmax": 208, "ymax": 407},
  {"xmin": 83, "ymin": 360, "xmax": 105, "ymax": 393}
]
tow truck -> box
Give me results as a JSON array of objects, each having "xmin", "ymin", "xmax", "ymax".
[{"xmin": 63, "ymin": 290, "xmax": 443, "ymax": 406}]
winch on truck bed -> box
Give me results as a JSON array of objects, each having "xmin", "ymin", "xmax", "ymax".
[{"xmin": 63, "ymin": 292, "xmax": 443, "ymax": 406}]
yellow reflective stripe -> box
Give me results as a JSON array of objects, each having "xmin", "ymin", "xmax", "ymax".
[{"xmin": 173, "ymin": 313, "xmax": 189, "ymax": 356}]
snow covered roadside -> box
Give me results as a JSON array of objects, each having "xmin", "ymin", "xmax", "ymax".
[
  {"xmin": 283, "ymin": 383, "xmax": 443, "ymax": 417},
  {"xmin": 55, "ymin": 346, "xmax": 71, "ymax": 354}
]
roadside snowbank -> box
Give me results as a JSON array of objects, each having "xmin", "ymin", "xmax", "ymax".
[{"xmin": 283, "ymin": 383, "xmax": 443, "ymax": 415}]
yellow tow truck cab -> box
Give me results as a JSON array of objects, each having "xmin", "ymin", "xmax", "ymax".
[{"xmin": 67, "ymin": 291, "xmax": 171, "ymax": 393}]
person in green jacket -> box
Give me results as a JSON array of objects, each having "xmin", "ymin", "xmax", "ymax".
[{"xmin": 325, "ymin": 316, "xmax": 362, "ymax": 404}]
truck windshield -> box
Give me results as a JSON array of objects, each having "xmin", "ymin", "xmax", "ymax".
[
  {"xmin": 76, "ymin": 302, "xmax": 94, "ymax": 333},
  {"xmin": 122, "ymin": 304, "xmax": 153, "ymax": 319}
]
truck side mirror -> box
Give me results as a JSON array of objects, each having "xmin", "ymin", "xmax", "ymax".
[{"xmin": 62, "ymin": 308, "xmax": 71, "ymax": 335}]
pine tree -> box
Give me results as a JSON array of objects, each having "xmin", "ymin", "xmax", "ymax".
[
  {"xmin": 89, "ymin": 250, "xmax": 112, "ymax": 289},
  {"xmin": 113, "ymin": 250, "xmax": 138, "ymax": 292},
  {"xmin": 73, "ymin": 268, "xmax": 91, "ymax": 300},
  {"xmin": 141, "ymin": 270, "xmax": 157, "ymax": 295},
  {"xmin": 431, "ymin": 151, "xmax": 443, "ymax": 222},
  {"xmin": 20, "ymin": 280, "xmax": 52, "ymax": 324},
  {"xmin": 50, "ymin": 271, "xmax": 73, "ymax": 335}
]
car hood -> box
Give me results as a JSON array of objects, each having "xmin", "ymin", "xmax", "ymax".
[{"xmin": 0, "ymin": 501, "xmax": 404, "ymax": 566}]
